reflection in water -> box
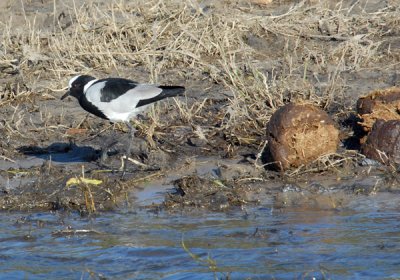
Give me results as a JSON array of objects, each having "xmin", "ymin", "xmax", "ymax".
[{"xmin": 0, "ymin": 202, "xmax": 399, "ymax": 279}]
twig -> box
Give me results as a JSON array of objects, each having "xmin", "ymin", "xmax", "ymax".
[{"xmin": 0, "ymin": 155, "xmax": 16, "ymax": 163}]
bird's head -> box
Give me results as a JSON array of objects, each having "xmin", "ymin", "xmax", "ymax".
[{"xmin": 61, "ymin": 75, "xmax": 96, "ymax": 100}]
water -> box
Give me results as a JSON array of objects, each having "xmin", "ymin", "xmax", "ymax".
[{"xmin": 1, "ymin": 196, "xmax": 400, "ymax": 280}]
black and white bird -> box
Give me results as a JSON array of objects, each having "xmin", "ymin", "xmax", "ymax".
[{"xmin": 61, "ymin": 75, "xmax": 185, "ymax": 166}]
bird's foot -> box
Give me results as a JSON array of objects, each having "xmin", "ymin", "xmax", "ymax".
[
  {"xmin": 119, "ymin": 155, "xmax": 161, "ymax": 177},
  {"xmin": 120, "ymin": 155, "xmax": 150, "ymax": 170},
  {"xmin": 97, "ymin": 152, "xmax": 115, "ymax": 172},
  {"xmin": 96, "ymin": 162, "xmax": 119, "ymax": 173},
  {"xmin": 122, "ymin": 155, "xmax": 161, "ymax": 172}
]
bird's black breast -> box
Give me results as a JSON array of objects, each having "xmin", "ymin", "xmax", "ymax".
[
  {"xmin": 79, "ymin": 95, "xmax": 109, "ymax": 120},
  {"xmin": 97, "ymin": 78, "xmax": 138, "ymax": 103}
]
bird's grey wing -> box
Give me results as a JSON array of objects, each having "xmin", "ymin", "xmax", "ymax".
[{"xmin": 108, "ymin": 85, "xmax": 163, "ymax": 113}]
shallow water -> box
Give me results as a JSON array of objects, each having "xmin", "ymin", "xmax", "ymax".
[{"xmin": 1, "ymin": 193, "xmax": 400, "ymax": 280}]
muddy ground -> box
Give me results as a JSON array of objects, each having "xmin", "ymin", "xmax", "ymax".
[{"xmin": 1, "ymin": 0, "xmax": 400, "ymax": 214}]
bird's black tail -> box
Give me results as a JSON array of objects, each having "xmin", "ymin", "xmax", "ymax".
[
  {"xmin": 159, "ymin": 86, "xmax": 185, "ymax": 97},
  {"xmin": 136, "ymin": 86, "xmax": 185, "ymax": 108}
]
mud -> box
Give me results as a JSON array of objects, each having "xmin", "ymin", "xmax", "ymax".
[{"xmin": 1, "ymin": 0, "xmax": 400, "ymax": 213}]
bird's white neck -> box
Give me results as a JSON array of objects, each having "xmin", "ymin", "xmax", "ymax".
[{"xmin": 83, "ymin": 79, "xmax": 98, "ymax": 93}]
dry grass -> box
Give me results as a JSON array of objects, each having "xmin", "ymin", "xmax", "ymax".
[
  {"xmin": 282, "ymin": 151, "xmax": 366, "ymax": 177},
  {"xmin": 0, "ymin": 0, "xmax": 399, "ymax": 154}
]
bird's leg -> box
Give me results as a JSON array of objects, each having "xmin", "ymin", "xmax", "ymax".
[
  {"xmin": 121, "ymin": 122, "xmax": 136, "ymax": 175},
  {"xmin": 99, "ymin": 124, "xmax": 118, "ymax": 167},
  {"xmin": 99, "ymin": 144, "xmax": 117, "ymax": 166},
  {"xmin": 126, "ymin": 121, "xmax": 136, "ymax": 159},
  {"xmin": 100, "ymin": 149, "xmax": 108, "ymax": 164}
]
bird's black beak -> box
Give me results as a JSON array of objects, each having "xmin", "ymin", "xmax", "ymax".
[{"xmin": 61, "ymin": 90, "xmax": 70, "ymax": 100}]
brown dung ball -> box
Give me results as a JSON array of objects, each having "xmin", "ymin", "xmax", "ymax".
[
  {"xmin": 362, "ymin": 119, "xmax": 400, "ymax": 165},
  {"xmin": 357, "ymin": 87, "xmax": 400, "ymax": 133},
  {"xmin": 264, "ymin": 103, "xmax": 339, "ymax": 170}
]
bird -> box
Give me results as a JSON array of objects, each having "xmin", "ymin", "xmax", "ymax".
[{"xmin": 61, "ymin": 74, "xmax": 185, "ymax": 170}]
